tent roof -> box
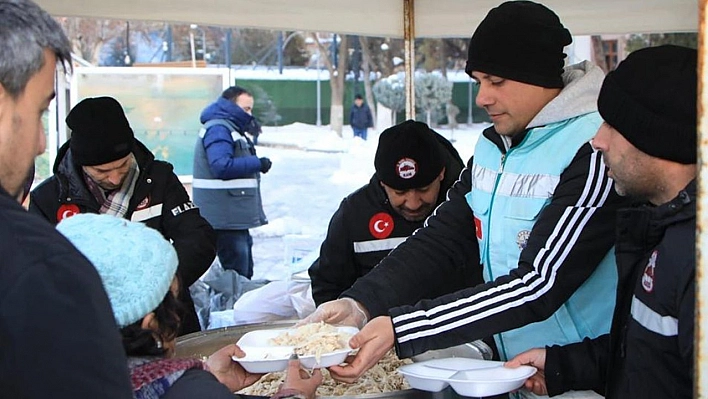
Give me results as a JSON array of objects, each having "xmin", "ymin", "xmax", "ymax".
[{"xmin": 36, "ymin": 0, "xmax": 697, "ymax": 38}]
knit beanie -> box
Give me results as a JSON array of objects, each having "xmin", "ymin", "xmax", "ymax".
[
  {"xmin": 466, "ymin": 1, "xmax": 572, "ymax": 88},
  {"xmin": 374, "ymin": 120, "xmax": 444, "ymax": 190},
  {"xmin": 598, "ymin": 45, "xmax": 697, "ymax": 164},
  {"xmin": 67, "ymin": 96, "xmax": 135, "ymax": 166},
  {"xmin": 56, "ymin": 213, "xmax": 178, "ymax": 328}
]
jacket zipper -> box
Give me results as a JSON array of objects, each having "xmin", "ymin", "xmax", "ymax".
[{"xmin": 483, "ymin": 131, "xmax": 529, "ymax": 361}]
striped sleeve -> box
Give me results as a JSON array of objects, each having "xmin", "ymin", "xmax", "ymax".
[{"xmin": 390, "ymin": 143, "xmax": 626, "ymax": 359}]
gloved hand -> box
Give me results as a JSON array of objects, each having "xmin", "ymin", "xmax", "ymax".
[
  {"xmin": 299, "ymin": 298, "xmax": 370, "ymax": 330},
  {"xmin": 259, "ymin": 157, "xmax": 272, "ymax": 174}
]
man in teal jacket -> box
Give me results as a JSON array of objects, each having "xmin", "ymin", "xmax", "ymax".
[{"xmin": 306, "ymin": 3, "xmax": 628, "ymax": 398}]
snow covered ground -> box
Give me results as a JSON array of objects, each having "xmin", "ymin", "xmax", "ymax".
[{"xmin": 246, "ymin": 121, "xmax": 489, "ymax": 282}]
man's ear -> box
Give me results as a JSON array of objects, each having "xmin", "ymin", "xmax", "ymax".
[
  {"xmin": 438, "ymin": 167, "xmax": 446, "ymax": 181},
  {"xmin": 141, "ymin": 312, "xmax": 158, "ymax": 331}
]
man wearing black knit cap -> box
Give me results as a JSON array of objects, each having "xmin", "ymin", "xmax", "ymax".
[
  {"xmin": 29, "ymin": 96, "xmax": 217, "ymax": 337},
  {"xmin": 308, "ymin": 120, "xmax": 478, "ymax": 306},
  {"xmin": 305, "ymin": 3, "xmax": 626, "ymax": 398},
  {"xmin": 508, "ymin": 45, "xmax": 697, "ymax": 399}
]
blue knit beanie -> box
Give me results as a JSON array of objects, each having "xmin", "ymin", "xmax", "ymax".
[{"xmin": 56, "ymin": 214, "xmax": 178, "ymax": 327}]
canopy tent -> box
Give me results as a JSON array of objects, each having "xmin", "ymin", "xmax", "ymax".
[
  {"xmin": 36, "ymin": 0, "xmax": 698, "ymax": 118},
  {"xmin": 30, "ymin": 2, "xmax": 708, "ymax": 395},
  {"xmin": 35, "ymin": 0, "xmax": 697, "ymax": 37}
]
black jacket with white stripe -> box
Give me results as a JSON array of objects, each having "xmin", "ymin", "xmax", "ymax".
[
  {"xmin": 308, "ymin": 132, "xmax": 473, "ymax": 306},
  {"xmin": 29, "ymin": 139, "xmax": 216, "ymax": 336},
  {"xmin": 342, "ymin": 132, "xmax": 629, "ymax": 359},
  {"xmin": 545, "ymin": 181, "xmax": 695, "ymax": 398}
]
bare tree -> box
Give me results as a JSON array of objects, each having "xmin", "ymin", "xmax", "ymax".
[
  {"xmin": 591, "ymin": 35, "xmax": 609, "ymax": 74},
  {"xmin": 310, "ymin": 33, "xmax": 349, "ymax": 136},
  {"xmin": 57, "ymin": 17, "xmax": 124, "ymax": 65},
  {"xmin": 359, "ymin": 36, "xmax": 376, "ymax": 127}
]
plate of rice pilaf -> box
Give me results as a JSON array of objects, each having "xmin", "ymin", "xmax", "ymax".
[{"xmin": 232, "ymin": 322, "xmax": 358, "ymax": 373}]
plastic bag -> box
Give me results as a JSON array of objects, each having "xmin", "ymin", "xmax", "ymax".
[
  {"xmin": 189, "ymin": 260, "xmax": 268, "ymax": 330},
  {"xmin": 232, "ymin": 280, "xmax": 316, "ymax": 325}
]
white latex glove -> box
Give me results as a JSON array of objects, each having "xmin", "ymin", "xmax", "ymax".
[{"xmin": 299, "ymin": 298, "xmax": 370, "ymax": 329}]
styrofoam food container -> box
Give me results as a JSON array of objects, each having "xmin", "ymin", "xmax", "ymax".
[
  {"xmin": 232, "ymin": 326, "xmax": 358, "ymax": 373},
  {"xmin": 233, "ymin": 346, "xmax": 293, "ymax": 373},
  {"xmin": 446, "ymin": 364, "xmax": 536, "ymax": 397},
  {"xmin": 398, "ymin": 357, "xmax": 536, "ymax": 397},
  {"xmin": 398, "ymin": 362, "xmax": 455, "ymax": 392}
]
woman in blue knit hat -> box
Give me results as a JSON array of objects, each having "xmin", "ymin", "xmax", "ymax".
[{"xmin": 57, "ymin": 213, "xmax": 321, "ymax": 399}]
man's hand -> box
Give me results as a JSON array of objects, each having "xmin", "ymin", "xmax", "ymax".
[
  {"xmin": 299, "ymin": 298, "xmax": 369, "ymax": 329},
  {"xmin": 505, "ymin": 348, "xmax": 548, "ymax": 395},
  {"xmin": 273, "ymin": 354, "xmax": 323, "ymax": 399},
  {"xmin": 328, "ymin": 316, "xmax": 395, "ymax": 383},
  {"xmin": 206, "ymin": 344, "xmax": 263, "ymax": 392},
  {"xmin": 259, "ymin": 157, "xmax": 272, "ymax": 173}
]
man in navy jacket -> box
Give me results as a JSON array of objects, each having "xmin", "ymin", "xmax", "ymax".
[
  {"xmin": 193, "ymin": 86, "xmax": 272, "ymax": 279},
  {"xmin": 350, "ymin": 94, "xmax": 374, "ymax": 140}
]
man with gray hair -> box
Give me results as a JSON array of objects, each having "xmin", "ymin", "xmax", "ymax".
[{"xmin": 0, "ymin": 0, "xmax": 133, "ymax": 397}]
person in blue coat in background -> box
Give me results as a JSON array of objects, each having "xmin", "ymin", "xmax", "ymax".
[
  {"xmin": 192, "ymin": 86, "xmax": 272, "ymax": 279},
  {"xmin": 350, "ymin": 94, "xmax": 374, "ymax": 140}
]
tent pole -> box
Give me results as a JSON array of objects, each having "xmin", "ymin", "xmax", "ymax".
[
  {"xmin": 697, "ymin": 0, "xmax": 708, "ymax": 396},
  {"xmin": 404, "ymin": 0, "xmax": 415, "ymax": 120}
]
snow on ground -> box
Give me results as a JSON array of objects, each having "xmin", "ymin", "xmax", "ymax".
[{"xmin": 248, "ymin": 121, "xmax": 489, "ymax": 282}]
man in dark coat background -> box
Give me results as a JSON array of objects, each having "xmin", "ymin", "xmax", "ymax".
[{"xmin": 350, "ymin": 93, "xmax": 374, "ymax": 140}]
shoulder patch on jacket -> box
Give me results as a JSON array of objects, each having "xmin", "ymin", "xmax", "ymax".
[{"xmin": 171, "ymin": 202, "xmax": 198, "ymax": 217}]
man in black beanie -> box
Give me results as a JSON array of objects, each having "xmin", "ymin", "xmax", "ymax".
[
  {"xmin": 508, "ymin": 45, "xmax": 697, "ymax": 399},
  {"xmin": 304, "ymin": 4, "xmax": 627, "ymax": 398},
  {"xmin": 29, "ymin": 96, "xmax": 216, "ymax": 337},
  {"xmin": 308, "ymin": 120, "xmax": 479, "ymax": 305}
]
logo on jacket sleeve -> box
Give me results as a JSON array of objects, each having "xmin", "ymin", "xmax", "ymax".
[
  {"xmin": 396, "ymin": 158, "xmax": 418, "ymax": 179},
  {"xmin": 369, "ymin": 212, "xmax": 394, "ymax": 239},
  {"xmin": 642, "ymin": 250, "xmax": 658, "ymax": 293},
  {"xmin": 57, "ymin": 204, "xmax": 80, "ymax": 222},
  {"xmin": 171, "ymin": 201, "xmax": 197, "ymax": 216}
]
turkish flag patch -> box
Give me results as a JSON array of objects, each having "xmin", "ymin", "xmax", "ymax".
[
  {"xmin": 369, "ymin": 212, "xmax": 394, "ymax": 239},
  {"xmin": 57, "ymin": 204, "xmax": 80, "ymax": 222},
  {"xmin": 474, "ymin": 216, "xmax": 483, "ymax": 240}
]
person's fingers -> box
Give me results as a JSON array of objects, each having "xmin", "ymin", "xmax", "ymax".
[
  {"xmin": 221, "ymin": 344, "xmax": 242, "ymax": 358},
  {"xmin": 232, "ymin": 344, "xmax": 246, "ymax": 357},
  {"xmin": 310, "ymin": 368, "xmax": 323, "ymax": 385},
  {"xmin": 328, "ymin": 347, "xmax": 378, "ymax": 383},
  {"xmin": 328, "ymin": 363, "xmax": 365, "ymax": 384},
  {"xmin": 298, "ymin": 368, "xmax": 311, "ymax": 379},
  {"xmin": 286, "ymin": 355, "xmax": 301, "ymax": 374},
  {"xmin": 244, "ymin": 371, "xmax": 264, "ymax": 387},
  {"xmin": 340, "ymin": 354, "xmax": 357, "ymax": 364},
  {"xmin": 504, "ymin": 357, "xmax": 524, "ymax": 368},
  {"xmin": 504, "ymin": 348, "xmax": 545, "ymax": 369},
  {"xmin": 348, "ymin": 325, "xmax": 375, "ymax": 349}
]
